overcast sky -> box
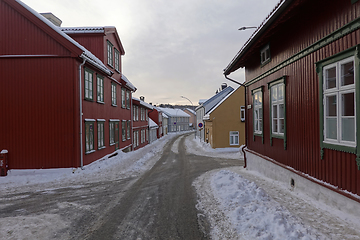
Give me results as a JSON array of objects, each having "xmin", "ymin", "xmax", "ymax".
[{"xmin": 22, "ymin": 0, "xmax": 279, "ymax": 106}]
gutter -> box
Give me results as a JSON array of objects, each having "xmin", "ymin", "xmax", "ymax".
[
  {"xmin": 224, "ymin": 74, "xmax": 248, "ymax": 168},
  {"xmin": 79, "ymin": 54, "xmax": 86, "ymax": 169}
]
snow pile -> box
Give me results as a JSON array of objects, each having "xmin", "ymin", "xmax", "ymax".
[
  {"xmin": 185, "ymin": 135, "xmax": 243, "ymax": 160},
  {"xmin": 209, "ymin": 170, "xmax": 324, "ymax": 240}
]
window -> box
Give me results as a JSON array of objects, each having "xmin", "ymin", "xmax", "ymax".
[
  {"xmin": 121, "ymin": 88, "xmax": 126, "ymax": 108},
  {"xmin": 85, "ymin": 121, "xmax": 95, "ymax": 153},
  {"xmin": 126, "ymin": 90, "xmax": 130, "ymax": 109},
  {"xmin": 136, "ymin": 106, "xmax": 139, "ymax": 121},
  {"xmin": 261, "ymin": 44, "xmax": 271, "ymax": 65},
  {"xmin": 240, "ymin": 106, "xmax": 245, "ymax": 122},
  {"xmin": 107, "ymin": 41, "xmax": 113, "ymax": 67},
  {"xmin": 111, "ymin": 83, "xmax": 117, "ymax": 106},
  {"xmin": 230, "ymin": 131, "xmax": 239, "ymax": 146},
  {"xmin": 97, "ymin": 121, "xmax": 105, "ymax": 149},
  {"xmin": 253, "ymin": 88, "xmax": 263, "ymax": 135},
  {"xmin": 133, "ymin": 130, "xmax": 139, "ymax": 148},
  {"xmin": 114, "ymin": 48, "xmax": 120, "ymax": 72},
  {"xmin": 109, "ymin": 121, "xmax": 115, "ymax": 145},
  {"xmin": 270, "ymin": 82, "xmax": 285, "ymax": 135},
  {"xmin": 127, "ymin": 121, "xmax": 131, "ymax": 139},
  {"xmin": 84, "ymin": 68, "xmax": 93, "ymax": 100},
  {"xmin": 97, "ymin": 75, "xmax": 104, "ymax": 103},
  {"xmin": 268, "ymin": 77, "xmax": 287, "ymax": 148},
  {"xmin": 141, "ymin": 129, "xmax": 145, "ymax": 144},
  {"xmin": 323, "ymin": 56, "xmax": 356, "ymax": 146},
  {"xmin": 122, "ymin": 121, "xmax": 126, "ymax": 141}
]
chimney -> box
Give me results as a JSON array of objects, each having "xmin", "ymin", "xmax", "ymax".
[
  {"xmin": 40, "ymin": 13, "xmax": 62, "ymax": 27},
  {"xmin": 221, "ymin": 83, "xmax": 227, "ymax": 90},
  {"xmin": 140, "ymin": 96, "xmax": 145, "ymax": 101}
]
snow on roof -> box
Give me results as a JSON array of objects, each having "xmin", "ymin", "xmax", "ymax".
[
  {"xmin": 162, "ymin": 113, "xmax": 168, "ymax": 118},
  {"xmin": 157, "ymin": 108, "xmax": 191, "ymax": 118},
  {"xmin": 202, "ymin": 86, "xmax": 234, "ymax": 114},
  {"xmin": 121, "ymin": 74, "xmax": 136, "ymax": 92},
  {"xmin": 149, "ymin": 118, "xmax": 159, "ymax": 128},
  {"xmin": 185, "ymin": 108, "xmax": 196, "ymax": 115},
  {"xmin": 206, "ymin": 86, "xmax": 240, "ymax": 116},
  {"xmin": 15, "ymin": 0, "xmax": 112, "ymax": 76},
  {"xmin": 60, "ymin": 27, "xmax": 105, "ymax": 34}
]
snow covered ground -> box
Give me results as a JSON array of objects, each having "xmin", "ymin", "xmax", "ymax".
[{"xmin": 1, "ymin": 132, "xmax": 360, "ymax": 239}]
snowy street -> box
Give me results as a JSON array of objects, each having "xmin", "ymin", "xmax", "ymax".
[{"xmin": 1, "ymin": 132, "xmax": 360, "ymax": 239}]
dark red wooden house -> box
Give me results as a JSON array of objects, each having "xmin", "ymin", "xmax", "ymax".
[
  {"xmin": 0, "ymin": 0, "xmax": 136, "ymax": 169},
  {"xmin": 132, "ymin": 97, "xmax": 153, "ymax": 150},
  {"xmin": 224, "ymin": 0, "xmax": 360, "ymax": 205},
  {"xmin": 149, "ymin": 107, "xmax": 163, "ymax": 139}
]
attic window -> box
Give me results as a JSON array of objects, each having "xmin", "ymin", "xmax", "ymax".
[{"xmin": 260, "ymin": 44, "xmax": 271, "ymax": 65}]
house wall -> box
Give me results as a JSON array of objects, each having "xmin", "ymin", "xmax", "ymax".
[
  {"xmin": 244, "ymin": 0, "xmax": 360, "ymax": 195},
  {"xmin": 205, "ymin": 87, "xmax": 246, "ymax": 148}
]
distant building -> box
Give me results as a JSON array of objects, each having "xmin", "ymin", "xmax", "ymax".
[
  {"xmin": 183, "ymin": 108, "xmax": 196, "ymax": 129},
  {"xmin": 158, "ymin": 108, "xmax": 191, "ymax": 132}
]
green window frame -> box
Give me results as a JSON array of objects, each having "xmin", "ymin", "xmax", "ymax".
[
  {"xmin": 84, "ymin": 68, "xmax": 93, "ymax": 101},
  {"xmin": 97, "ymin": 120, "xmax": 105, "ymax": 149},
  {"xmin": 109, "ymin": 121, "xmax": 115, "ymax": 145},
  {"xmin": 252, "ymin": 86, "xmax": 264, "ymax": 143},
  {"xmin": 107, "ymin": 40, "xmax": 113, "ymax": 67},
  {"xmin": 85, "ymin": 120, "xmax": 95, "ymax": 153},
  {"xmin": 316, "ymin": 46, "xmax": 360, "ymax": 168},
  {"xmin": 111, "ymin": 83, "xmax": 117, "ymax": 106},
  {"xmin": 114, "ymin": 48, "xmax": 120, "ymax": 72},
  {"xmin": 268, "ymin": 76, "xmax": 287, "ymax": 149},
  {"xmin": 97, "ymin": 75, "xmax": 104, "ymax": 103}
]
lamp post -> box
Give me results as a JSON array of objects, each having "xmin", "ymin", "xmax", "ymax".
[
  {"xmin": 238, "ymin": 26, "xmax": 257, "ymax": 31},
  {"xmin": 181, "ymin": 96, "xmax": 195, "ymax": 138}
]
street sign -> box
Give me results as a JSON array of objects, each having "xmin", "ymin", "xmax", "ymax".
[{"xmin": 198, "ymin": 123, "xmax": 203, "ymax": 128}]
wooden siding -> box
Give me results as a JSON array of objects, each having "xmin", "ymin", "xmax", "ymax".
[
  {"xmin": 0, "ymin": 57, "xmax": 78, "ymax": 169},
  {"xmin": 244, "ymin": 0, "xmax": 360, "ymax": 195}
]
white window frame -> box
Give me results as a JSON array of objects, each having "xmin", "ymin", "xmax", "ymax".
[
  {"xmin": 97, "ymin": 75, "xmax": 104, "ymax": 103},
  {"xmin": 122, "ymin": 88, "xmax": 126, "ymax": 108},
  {"xmin": 114, "ymin": 48, "xmax": 120, "ymax": 72},
  {"xmin": 270, "ymin": 82, "xmax": 285, "ymax": 136},
  {"xmin": 107, "ymin": 40, "xmax": 113, "ymax": 67},
  {"xmin": 97, "ymin": 120, "xmax": 105, "ymax": 149},
  {"xmin": 260, "ymin": 44, "xmax": 270, "ymax": 65},
  {"xmin": 253, "ymin": 89, "xmax": 263, "ymax": 135},
  {"xmin": 323, "ymin": 56, "xmax": 356, "ymax": 147},
  {"xmin": 230, "ymin": 131, "xmax": 239, "ymax": 146},
  {"xmin": 84, "ymin": 68, "xmax": 93, "ymax": 100},
  {"xmin": 111, "ymin": 83, "xmax": 117, "ymax": 106}
]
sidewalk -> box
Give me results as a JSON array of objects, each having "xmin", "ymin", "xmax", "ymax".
[{"xmin": 229, "ymin": 167, "xmax": 360, "ymax": 239}]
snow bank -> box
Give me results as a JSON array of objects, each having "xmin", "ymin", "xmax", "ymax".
[{"xmin": 210, "ymin": 170, "xmax": 324, "ymax": 240}]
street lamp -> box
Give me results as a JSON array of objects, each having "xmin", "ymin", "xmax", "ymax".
[
  {"xmin": 238, "ymin": 26, "xmax": 257, "ymax": 31},
  {"xmin": 180, "ymin": 96, "xmax": 195, "ymax": 138}
]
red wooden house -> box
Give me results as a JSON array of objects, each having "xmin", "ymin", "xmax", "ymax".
[
  {"xmin": 149, "ymin": 107, "xmax": 163, "ymax": 138},
  {"xmin": 132, "ymin": 97, "xmax": 153, "ymax": 150},
  {"xmin": 0, "ymin": 0, "xmax": 136, "ymax": 169},
  {"xmin": 224, "ymin": 0, "xmax": 360, "ymax": 207}
]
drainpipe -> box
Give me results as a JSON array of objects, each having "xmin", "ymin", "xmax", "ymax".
[
  {"xmin": 79, "ymin": 54, "xmax": 86, "ymax": 169},
  {"xmin": 224, "ymin": 74, "xmax": 248, "ymax": 168}
]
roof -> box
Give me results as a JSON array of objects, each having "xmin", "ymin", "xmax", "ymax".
[
  {"xmin": 185, "ymin": 108, "xmax": 196, "ymax": 115},
  {"xmin": 61, "ymin": 26, "xmax": 125, "ymax": 55},
  {"xmin": 132, "ymin": 97, "xmax": 153, "ymax": 109},
  {"xmin": 121, "ymin": 74, "xmax": 136, "ymax": 92},
  {"xmin": 149, "ymin": 118, "xmax": 159, "ymax": 129},
  {"xmin": 205, "ymin": 86, "xmax": 240, "ymax": 117},
  {"xmin": 157, "ymin": 108, "xmax": 191, "ymax": 118},
  {"xmin": 14, "ymin": 0, "xmax": 113, "ymax": 76},
  {"xmin": 201, "ymin": 86, "xmax": 234, "ymax": 114},
  {"xmin": 224, "ymin": 0, "xmax": 289, "ymax": 75}
]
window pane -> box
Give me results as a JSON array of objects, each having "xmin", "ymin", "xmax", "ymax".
[
  {"xmin": 273, "ymin": 105, "xmax": 278, "ymax": 118},
  {"xmin": 259, "ymin": 108, "xmax": 262, "ymax": 119},
  {"xmin": 259, "ymin": 120, "xmax": 262, "ymax": 131},
  {"xmin": 326, "ymin": 95, "xmax": 337, "ymax": 117},
  {"xmin": 272, "ymin": 86, "xmax": 277, "ymax": 101},
  {"xmin": 279, "ymin": 104, "xmax": 284, "ymax": 118},
  {"xmin": 341, "ymin": 92, "xmax": 354, "ymax": 116},
  {"xmin": 235, "ymin": 136, "xmax": 239, "ymax": 145},
  {"xmin": 279, "ymin": 119, "xmax": 285, "ymax": 133},
  {"xmin": 230, "ymin": 136, "xmax": 234, "ymax": 145},
  {"xmin": 342, "ymin": 118, "xmax": 355, "ymax": 142},
  {"xmin": 278, "ymin": 84, "xmax": 284, "ymax": 101},
  {"xmin": 325, "ymin": 67, "xmax": 336, "ymax": 89},
  {"xmin": 326, "ymin": 118, "xmax": 337, "ymax": 139},
  {"xmin": 273, "ymin": 119, "xmax": 278, "ymax": 133},
  {"xmin": 341, "ymin": 61, "xmax": 354, "ymax": 86}
]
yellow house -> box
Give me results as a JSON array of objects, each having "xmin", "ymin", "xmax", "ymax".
[{"xmin": 203, "ymin": 86, "xmax": 245, "ymax": 148}]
